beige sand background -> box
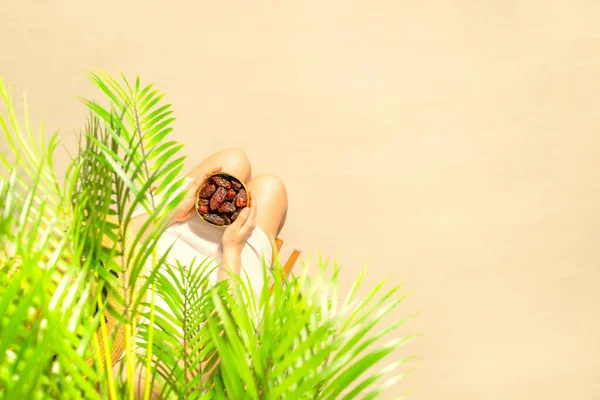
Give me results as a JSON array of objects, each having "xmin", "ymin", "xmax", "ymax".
[{"xmin": 2, "ymin": 1, "xmax": 600, "ymax": 398}]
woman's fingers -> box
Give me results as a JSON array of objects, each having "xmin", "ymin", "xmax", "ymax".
[
  {"xmin": 240, "ymin": 192, "xmax": 256, "ymax": 234},
  {"xmin": 234, "ymin": 207, "xmax": 251, "ymax": 228},
  {"xmin": 221, "ymin": 191, "xmax": 255, "ymax": 249},
  {"xmin": 247, "ymin": 192, "xmax": 256, "ymax": 227},
  {"xmin": 189, "ymin": 166, "xmax": 224, "ymax": 193},
  {"xmin": 190, "ymin": 175, "xmax": 204, "ymax": 189},
  {"xmin": 187, "ymin": 167, "xmax": 226, "ymax": 190},
  {"xmin": 206, "ymin": 166, "xmax": 223, "ymax": 178},
  {"xmin": 197, "ymin": 166, "xmax": 223, "ymax": 184}
]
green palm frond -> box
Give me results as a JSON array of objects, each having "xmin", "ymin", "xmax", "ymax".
[
  {"xmin": 0, "ymin": 72, "xmax": 416, "ymax": 399},
  {"xmin": 75, "ymin": 71, "xmax": 190, "ymax": 398},
  {"xmin": 202, "ymin": 260, "xmax": 415, "ymax": 399},
  {"xmin": 0, "ymin": 78, "xmax": 61, "ymax": 203},
  {"xmin": 79, "ymin": 71, "xmax": 187, "ymax": 310},
  {"xmin": 135, "ymin": 258, "xmax": 222, "ymax": 399},
  {"xmin": 0, "ymin": 80, "xmax": 107, "ymax": 398},
  {"xmin": 83, "ymin": 70, "xmax": 181, "ymax": 198},
  {"xmin": 0, "ymin": 77, "xmax": 64, "ymax": 255}
]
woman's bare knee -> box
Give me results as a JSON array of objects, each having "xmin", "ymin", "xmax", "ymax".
[
  {"xmin": 248, "ymin": 173, "xmax": 288, "ymax": 240},
  {"xmin": 250, "ymin": 174, "xmax": 288, "ymax": 203},
  {"xmin": 220, "ymin": 148, "xmax": 251, "ymax": 178},
  {"xmin": 186, "ymin": 147, "xmax": 251, "ymax": 182}
]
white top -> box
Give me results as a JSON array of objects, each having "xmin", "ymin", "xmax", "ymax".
[{"xmin": 134, "ymin": 177, "xmax": 272, "ymax": 306}]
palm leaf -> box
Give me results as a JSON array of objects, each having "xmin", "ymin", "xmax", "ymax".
[
  {"xmin": 200, "ymin": 259, "xmax": 414, "ymax": 399},
  {"xmin": 1, "ymin": 71, "xmax": 416, "ymax": 399},
  {"xmin": 0, "ymin": 75, "xmax": 119, "ymax": 398}
]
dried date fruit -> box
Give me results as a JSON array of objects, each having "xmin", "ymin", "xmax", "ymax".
[
  {"xmin": 210, "ymin": 187, "xmax": 228, "ymax": 210},
  {"xmin": 218, "ymin": 202, "xmax": 236, "ymax": 213},
  {"xmin": 204, "ymin": 213, "xmax": 225, "ymax": 226},
  {"xmin": 212, "ymin": 175, "xmax": 231, "ymax": 189},
  {"xmin": 197, "ymin": 174, "xmax": 249, "ymax": 226},
  {"xmin": 234, "ymin": 188, "xmax": 247, "ymax": 208},
  {"xmin": 231, "ymin": 180, "xmax": 243, "ymax": 190},
  {"xmin": 199, "ymin": 184, "xmax": 216, "ymax": 198}
]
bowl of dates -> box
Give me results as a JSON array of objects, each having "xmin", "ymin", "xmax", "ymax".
[{"xmin": 194, "ymin": 172, "xmax": 249, "ymax": 227}]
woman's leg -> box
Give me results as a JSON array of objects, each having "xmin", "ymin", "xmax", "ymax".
[
  {"xmin": 246, "ymin": 174, "xmax": 288, "ymax": 245},
  {"xmin": 185, "ymin": 147, "xmax": 252, "ymax": 183}
]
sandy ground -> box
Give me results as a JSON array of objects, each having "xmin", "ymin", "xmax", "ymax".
[{"xmin": 2, "ymin": 1, "xmax": 600, "ymax": 398}]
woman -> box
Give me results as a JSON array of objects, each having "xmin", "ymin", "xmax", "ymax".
[
  {"xmin": 131, "ymin": 147, "xmax": 288, "ymax": 289},
  {"xmin": 121, "ymin": 148, "xmax": 288, "ymax": 396}
]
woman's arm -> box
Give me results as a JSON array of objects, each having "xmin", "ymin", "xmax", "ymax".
[
  {"xmin": 128, "ymin": 168, "xmax": 222, "ymax": 241},
  {"xmin": 220, "ymin": 246, "xmax": 243, "ymax": 278},
  {"xmin": 218, "ymin": 200, "xmax": 256, "ymax": 282}
]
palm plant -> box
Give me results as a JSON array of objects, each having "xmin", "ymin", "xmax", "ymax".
[{"xmin": 0, "ymin": 72, "xmax": 416, "ymax": 399}]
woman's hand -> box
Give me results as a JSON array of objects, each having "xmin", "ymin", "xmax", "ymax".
[
  {"xmin": 222, "ymin": 191, "xmax": 256, "ymax": 251},
  {"xmin": 171, "ymin": 167, "xmax": 223, "ymax": 223},
  {"xmin": 219, "ymin": 192, "xmax": 256, "ymax": 279}
]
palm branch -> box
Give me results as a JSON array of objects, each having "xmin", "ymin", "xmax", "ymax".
[
  {"xmin": 0, "ymin": 76, "xmax": 105, "ymax": 399},
  {"xmin": 0, "ymin": 71, "xmax": 416, "ymax": 399}
]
